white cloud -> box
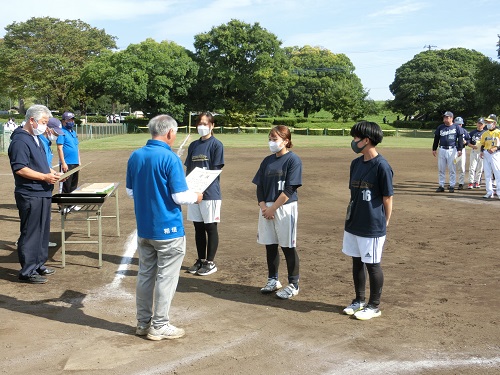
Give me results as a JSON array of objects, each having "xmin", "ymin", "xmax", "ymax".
[{"xmin": 369, "ymin": 1, "xmax": 427, "ymax": 17}]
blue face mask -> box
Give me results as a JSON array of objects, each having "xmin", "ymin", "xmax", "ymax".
[{"xmin": 65, "ymin": 121, "xmax": 75, "ymax": 129}]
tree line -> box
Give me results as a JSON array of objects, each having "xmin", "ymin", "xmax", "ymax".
[
  {"xmin": 0, "ymin": 17, "xmax": 498, "ymax": 125},
  {"xmin": 0, "ymin": 17, "xmax": 367, "ymax": 124}
]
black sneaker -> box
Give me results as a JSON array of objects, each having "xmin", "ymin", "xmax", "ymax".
[
  {"xmin": 187, "ymin": 259, "xmax": 203, "ymax": 274},
  {"xmin": 458, "ymin": 184, "xmax": 463, "ymax": 190},
  {"xmin": 435, "ymin": 186, "xmax": 445, "ymax": 192},
  {"xmin": 19, "ymin": 274, "xmax": 48, "ymax": 284},
  {"xmin": 196, "ymin": 261, "xmax": 217, "ymax": 276},
  {"xmin": 449, "ymin": 187, "xmax": 455, "ymax": 193}
]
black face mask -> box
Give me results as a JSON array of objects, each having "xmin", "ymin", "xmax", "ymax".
[{"xmin": 351, "ymin": 139, "xmax": 367, "ymax": 153}]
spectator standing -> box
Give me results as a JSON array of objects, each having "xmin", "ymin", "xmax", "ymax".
[
  {"xmin": 39, "ymin": 117, "xmax": 65, "ymax": 249},
  {"xmin": 40, "ymin": 117, "xmax": 64, "ymax": 168},
  {"xmin": 56, "ymin": 112, "xmax": 80, "ymax": 194},
  {"xmin": 432, "ymin": 111, "xmax": 463, "ymax": 193},
  {"xmin": 184, "ymin": 112, "xmax": 225, "ymax": 276},
  {"xmin": 126, "ymin": 114, "xmax": 202, "ymax": 340},
  {"xmin": 8, "ymin": 105, "xmax": 60, "ymax": 284},
  {"xmin": 480, "ymin": 114, "xmax": 500, "ymax": 199},
  {"xmin": 4, "ymin": 118, "xmax": 18, "ymax": 131},
  {"xmin": 454, "ymin": 117, "xmax": 470, "ymax": 190},
  {"xmin": 252, "ymin": 125, "xmax": 303, "ymax": 299},
  {"xmin": 342, "ymin": 121, "xmax": 393, "ymax": 320},
  {"xmin": 467, "ymin": 118, "xmax": 486, "ymax": 189}
]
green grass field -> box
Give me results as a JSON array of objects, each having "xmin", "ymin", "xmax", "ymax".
[{"xmin": 78, "ymin": 133, "xmax": 432, "ymax": 151}]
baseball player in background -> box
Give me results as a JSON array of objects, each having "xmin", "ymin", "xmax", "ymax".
[
  {"xmin": 454, "ymin": 117, "xmax": 470, "ymax": 190},
  {"xmin": 432, "ymin": 111, "xmax": 464, "ymax": 193},
  {"xmin": 480, "ymin": 114, "xmax": 500, "ymax": 199},
  {"xmin": 467, "ymin": 118, "xmax": 486, "ymax": 189}
]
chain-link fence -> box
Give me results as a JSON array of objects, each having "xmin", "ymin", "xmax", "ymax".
[{"xmin": 1, "ymin": 122, "xmax": 128, "ymax": 153}]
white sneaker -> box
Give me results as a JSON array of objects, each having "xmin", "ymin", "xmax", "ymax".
[
  {"xmin": 343, "ymin": 300, "xmax": 366, "ymax": 315},
  {"xmin": 260, "ymin": 278, "xmax": 282, "ymax": 294},
  {"xmin": 147, "ymin": 323, "xmax": 185, "ymax": 340},
  {"xmin": 354, "ymin": 305, "xmax": 382, "ymax": 320},
  {"xmin": 276, "ymin": 283, "xmax": 299, "ymax": 299},
  {"xmin": 483, "ymin": 193, "xmax": 493, "ymax": 199},
  {"xmin": 48, "ymin": 242, "xmax": 57, "ymax": 248}
]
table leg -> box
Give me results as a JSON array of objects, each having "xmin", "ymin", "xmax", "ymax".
[{"xmin": 98, "ymin": 209, "xmax": 102, "ymax": 268}]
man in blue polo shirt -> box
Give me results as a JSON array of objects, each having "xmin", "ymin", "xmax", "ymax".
[
  {"xmin": 57, "ymin": 111, "xmax": 80, "ymax": 194},
  {"xmin": 8, "ymin": 105, "xmax": 61, "ymax": 284},
  {"xmin": 126, "ymin": 114, "xmax": 202, "ymax": 341}
]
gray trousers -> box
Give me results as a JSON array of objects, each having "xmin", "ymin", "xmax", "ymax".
[{"xmin": 136, "ymin": 236, "xmax": 186, "ymax": 328}]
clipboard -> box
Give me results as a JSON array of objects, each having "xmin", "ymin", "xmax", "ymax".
[{"xmin": 57, "ymin": 162, "xmax": 91, "ymax": 182}]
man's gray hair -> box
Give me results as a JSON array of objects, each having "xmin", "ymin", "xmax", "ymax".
[
  {"xmin": 148, "ymin": 114, "xmax": 178, "ymax": 137},
  {"xmin": 25, "ymin": 105, "xmax": 52, "ymax": 122}
]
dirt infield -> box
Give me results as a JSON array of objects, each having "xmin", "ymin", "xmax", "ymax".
[{"xmin": 1, "ymin": 146, "xmax": 499, "ymax": 375}]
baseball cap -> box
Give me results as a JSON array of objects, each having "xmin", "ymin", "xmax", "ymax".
[
  {"xmin": 477, "ymin": 117, "xmax": 485, "ymax": 124},
  {"xmin": 485, "ymin": 114, "xmax": 497, "ymax": 122},
  {"xmin": 443, "ymin": 111, "xmax": 453, "ymax": 118},
  {"xmin": 47, "ymin": 117, "xmax": 64, "ymax": 135},
  {"xmin": 62, "ymin": 111, "xmax": 75, "ymax": 120},
  {"xmin": 454, "ymin": 116, "xmax": 464, "ymax": 125}
]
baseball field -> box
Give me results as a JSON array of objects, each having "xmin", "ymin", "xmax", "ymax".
[{"xmin": 0, "ymin": 134, "xmax": 499, "ymax": 374}]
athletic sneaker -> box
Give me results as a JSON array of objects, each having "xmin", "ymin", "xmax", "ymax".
[
  {"xmin": 435, "ymin": 186, "xmax": 445, "ymax": 192},
  {"xmin": 448, "ymin": 186, "xmax": 455, "ymax": 193},
  {"xmin": 473, "ymin": 183, "xmax": 480, "ymax": 189},
  {"xmin": 196, "ymin": 261, "xmax": 217, "ymax": 276},
  {"xmin": 354, "ymin": 304, "xmax": 382, "ymax": 320},
  {"xmin": 468, "ymin": 183, "xmax": 474, "ymax": 189},
  {"xmin": 483, "ymin": 193, "xmax": 494, "ymax": 199},
  {"xmin": 276, "ymin": 283, "xmax": 299, "ymax": 299},
  {"xmin": 136, "ymin": 320, "xmax": 151, "ymax": 336},
  {"xmin": 260, "ymin": 278, "xmax": 282, "ymax": 294},
  {"xmin": 187, "ymin": 259, "xmax": 203, "ymax": 274},
  {"xmin": 458, "ymin": 184, "xmax": 464, "ymax": 190},
  {"xmin": 147, "ymin": 323, "xmax": 185, "ymax": 340},
  {"xmin": 343, "ymin": 300, "xmax": 366, "ymax": 316}
]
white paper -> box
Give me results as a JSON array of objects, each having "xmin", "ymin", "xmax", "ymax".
[{"xmin": 185, "ymin": 167, "xmax": 222, "ymax": 193}]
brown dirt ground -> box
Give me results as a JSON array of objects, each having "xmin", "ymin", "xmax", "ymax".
[{"xmin": 0, "ymin": 146, "xmax": 499, "ymax": 375}]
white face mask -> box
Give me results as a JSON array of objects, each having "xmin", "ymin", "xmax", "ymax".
[
  {"xmin": 32, "ymin": 120, "xmax": 47, "ymax": 136},
  {"xmin": 48, "ymin": 134, "xmax": 58, "ymax": 142},
  {"xmin": 269, "ymin": 140, "xmax": 284, "ymax": 153},
  {"xmin": 197, "ymin": 125, "xmax": 210, "ymax": 137},
  {"xmin": 487, "ymin": 123, "xmax": 495, "ymax": 130}
]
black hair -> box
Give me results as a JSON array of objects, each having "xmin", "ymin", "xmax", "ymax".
[
  {"xmin": 350, "ymin": 121, "xmax": 383, "ymax": 146},
  {"xmin": 195, "ymin": 112, "xmax": 214, "ymax": 126}
]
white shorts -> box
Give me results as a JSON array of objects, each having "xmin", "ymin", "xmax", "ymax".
[
  {"xmin": 187, "ymin": 200, "xmax": 221, "ymax": 223},
  {"xmin": 342, "ymin": 231, "xmax": 385, "ymax": 264},
  {"xmin": 257, "ymin": 201, "xmax": 298, "ymax": 248}
]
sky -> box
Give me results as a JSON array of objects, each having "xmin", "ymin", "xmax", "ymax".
[{"xmin": 1, "ymin": 0, "xmax": 498, "ymax": 101}]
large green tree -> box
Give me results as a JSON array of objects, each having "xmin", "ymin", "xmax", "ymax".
[
  {"xmin": 192, "ymin": 19, "xmax": 291, "ymax": 119},
  {"xmin": 0, "ymin": 17, "xmax": 116, "ymax": 112},
  {"xmin": 475, "ymin": 57, "xmax": 500, "ymax": 114},
  {"xmin": 283, "ymin": 46, "xmax": 366, "ymax": 119},
  {"xmin": 389, "ymin": 48, "xmax": 485, "ymax": 118},
  {"xmin": 80, "ymin": 38, "xmax": 198, "ymax": 119}
]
